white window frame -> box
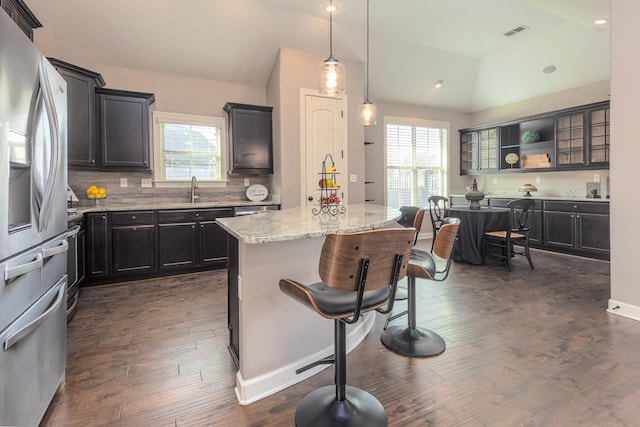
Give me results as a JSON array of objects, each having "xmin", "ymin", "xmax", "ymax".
[
  {"xmin": 384, "ymin": 115, "xmax": 449, "ymax": 208},
  {"xmin": 152, "ymin": 111, "xmax": 228, "ymax": 188}
]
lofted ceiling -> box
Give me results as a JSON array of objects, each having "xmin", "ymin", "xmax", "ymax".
[{"xmin": 26, "ymin": 0, "xmax": 610, "ymax": 113}]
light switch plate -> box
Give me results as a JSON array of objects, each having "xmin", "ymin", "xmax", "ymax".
[
  {"xmin": 350, "ymin": 174, "xmax": 357, "ymax": 183},
  {"xmin": 535, "ymin": 176, "xmax": 541, "ymax": 184},
  {"xmin": 594, "ymin": 174, "xmax": 600, "ymax": 182},
  {"xmin": 141, "ymin": 178, "xmax": 153, "ymax": 188},
  {"xmin": 120, "ymin": 178, "xmax": 128, "ymax": 187},
  {"xmin": 244, "ymin": 178, "xmax": 250, "ymax": 187}
]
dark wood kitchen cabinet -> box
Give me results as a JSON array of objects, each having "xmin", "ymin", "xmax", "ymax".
[
  {"xmin": 95, "ymin": 88, "xmax": 155, "ymax": 171},
  {"xmin": 85, "ymin": 212, "xmax": 108, "ymax": 279},
  {"xmin": 48, "ymin": 58, "xmax": 106, "ymax": 168},
  {"xmin": 460, "ymin": 127, "xmax": 498, "ymax": 174},
  {"xmin": 543, "ymin": 201, "xmax": 609, "ymax": 259},
  {"xmin": 199, "ymin": 209, "xmax": 232, "ymax": 264},
  {"xmin": 1, "ymin": 0, "xmax": 41, "ymax": 40},
  {"xmin": 224, "ymin": 103, "xmax": 274, "ymax": 174},
  {"xmin": 158, "ymin": 208, "xmax": 232, "ymax": 270},
  {"xmin": 110, "ymin": 211, "xmax": 156, "ymax": 275}
]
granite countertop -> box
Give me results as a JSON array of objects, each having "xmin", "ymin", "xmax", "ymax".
[
  {"xmin": 450, "ymin": 194, "xmax": 610, "ymax": 202},
  {"xmin": 67, "ymin": 200, "xmax": 280, "ymax": 222},
  {"xmin": 217, "ymin": 204, "xmax": 400, "ymax": 244}
]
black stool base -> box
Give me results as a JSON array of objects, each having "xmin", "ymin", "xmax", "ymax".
[
  {"xmin": 295, "ymin": 385, "xmax": 387, "ymax": 427},
  {"xmin": 380, "ymin": 325, "xmax": 446, "ymax": 357}
]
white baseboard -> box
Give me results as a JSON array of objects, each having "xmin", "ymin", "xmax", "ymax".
[
  {"xmin": 607, "ymin": 299, "xmax": 640, "ymax": 322},
  {"xmin": 234, "ymin": 312, "xmax": 376, "ymax": 405}
]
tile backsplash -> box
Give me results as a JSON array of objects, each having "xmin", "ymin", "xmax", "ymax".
[
  {"xmin": 459, "ymin": 170, "xmax": 610, "ymax": 199},
  {"xmin": 69, "ymin": 170, "xmax": 272, "ymax": 207}
]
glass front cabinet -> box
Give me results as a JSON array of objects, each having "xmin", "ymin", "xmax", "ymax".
[
  {"xmin": 460, "ymin": 127, "xmax": 498, "ymax": 175},
  {"xmin": 459, "ymin": 101, "xmax": 609, "ymax": 175}
]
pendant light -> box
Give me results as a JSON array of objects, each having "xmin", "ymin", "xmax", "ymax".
[
  {"xmin": 319, "ymin": 0, "xmax": 345, "ymax": 95},
  {"xmin": 358, "ymin": 0, "xmax": 377, "ymax": 125}
]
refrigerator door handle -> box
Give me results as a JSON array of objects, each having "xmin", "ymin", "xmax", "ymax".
[
  {"xmin": 42, "ymin": 239, "xmax": 68, "ymax": 259},
  {"xmin": 36, "ymin": 58, "xmax": 61, "ymax": 233},
  {"xmin": 3, "ymin": 279, "xmax": 65, "ymax": 351},
  {"xmin": 4, "ymin": 253, "xmax": 43, "ymax": 281}
]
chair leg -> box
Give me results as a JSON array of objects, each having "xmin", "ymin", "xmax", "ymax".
[
  {"xmin": 430, "ymin": 229, "xmax": 437, "ymax": 253},
  {"xmin": 505, "ymin": 240, "xmax": 513, "ymax": 272},
  {"xmin": 524, "ymin": 241, "xmax": 534, "ymax": 270},
  {"xmin": 380, "ymin": 276, "xmax": 446, "ymax": 357},
  {"xmin": 295, "ymin": 320, "xmax": 387, "ymax": 427}
]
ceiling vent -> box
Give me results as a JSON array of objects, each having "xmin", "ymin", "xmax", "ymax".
[{"xmin": 504, "ymin": 25, "xmax": 529, "ymax": 37}]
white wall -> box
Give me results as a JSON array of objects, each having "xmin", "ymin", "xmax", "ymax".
[
  {"xmin": 268, "ymin": 47, "xmax": 365, "ymax": 209},
  {"xmin": 609, "ymin": 0, "xmax": 640, "ymax": 320},
  {"xmin": 363, "ymin": 103, "xmax": 471, "ymax": 206}
]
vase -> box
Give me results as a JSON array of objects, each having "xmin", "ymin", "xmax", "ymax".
[{"xmin": 465, "ymin": 178, "xmax": 485, "ymax": 210}]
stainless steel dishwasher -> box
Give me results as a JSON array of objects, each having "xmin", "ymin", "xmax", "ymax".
[{"xmin": 232, "ymin": 205, "xmax": 280, "ymax": 216}]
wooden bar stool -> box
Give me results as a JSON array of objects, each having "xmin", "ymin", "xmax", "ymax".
[
  {"xmin": 381, "ymin": 217, "xmax": 460, "ymax": 357},
  {"xmin": 279, "ymin": 227, "xmax": 415, "ymax": 427}
]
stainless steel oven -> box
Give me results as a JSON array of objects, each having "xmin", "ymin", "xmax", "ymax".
[{"xmin": 66, "ymin": 215, "xmax": 84, "ymax": 321}]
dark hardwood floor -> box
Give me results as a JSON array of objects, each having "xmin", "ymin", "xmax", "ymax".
[{"xmin": 42, "ymin": 245, "xmax": 640, "ymax": 426}]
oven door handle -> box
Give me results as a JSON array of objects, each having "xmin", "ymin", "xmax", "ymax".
[
  {"xmin": 4, "ymin": 254, "xmax": 43, "ymax": 281},
  {"xmin": 4, "ymin": 279, "xmax": 65, "ymax": 351}
]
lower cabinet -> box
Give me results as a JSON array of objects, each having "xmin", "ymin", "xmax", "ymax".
[
  {"xmin": 543, "ymin": 201, "xmax": 610, "ymax": 259},
  {"xmin": 158, "ymin": 208, "xmax": 232, "ymax": 270},
  {"xmin": 85, "ymin": 207, "xmax": 232, "ymax": 284},
  {"xmin": 111, "ymin": 211, "xmax": 155, "ymax": 275},
  {"xmin": 85, "ymin": 212, "xmax": 108, "ymax": 279}
]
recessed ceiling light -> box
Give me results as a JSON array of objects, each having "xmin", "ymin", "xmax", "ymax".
[
  {"xmin": 435, "ymin": 80, "xmax": 444, "ymax": 88},
  {"xmin": 594, "ymin": 18, "xmax": 608, "ymax": 25},
  {"xmin": 542, "ymin": 65, "xmax": 556, "ymax": 74}
]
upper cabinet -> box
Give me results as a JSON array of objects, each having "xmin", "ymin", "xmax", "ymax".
[
  {"xmin": 459, "ymin": 100, "xmax": 609, "ymax": 175},
  {"xmin": 224, "ymin": 103, "xmax": 273, "ymax": 175},
  {"xmin": 48, "ymin": 58, "xmax": 106, "ymax": 168},
  {"xmin": 460, "ymin": 127, "xmax": 498, "ymax": 174},
  {"xmin": 95, "ymin": 88, "xmax": 155, "ymax": 171},
  {"xmin": 1, "ymin": 0, "xmax": 41, "ymax": 41},
  {"xmin": 587, "ymin": 104, "xmax": 610, "ymax": 166}
]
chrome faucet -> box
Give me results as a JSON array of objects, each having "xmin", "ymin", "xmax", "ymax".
[{"xmin": 190, "ymin": 176, "xmax": 199, "ymax": 203}]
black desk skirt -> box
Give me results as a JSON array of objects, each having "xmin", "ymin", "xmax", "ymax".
[{"xmin": 446, "ymin": 206, "xmax": 510, "ymax": 265}]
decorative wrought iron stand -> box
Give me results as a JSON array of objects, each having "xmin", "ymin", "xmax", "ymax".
[{"xmin": 312, "ymin": 154, "xmax": 346, "ymax": 217}]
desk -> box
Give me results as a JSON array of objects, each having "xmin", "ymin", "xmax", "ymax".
[{"xmin": 446, "ymin": 206, "xmax": 510, "ymax": 264}]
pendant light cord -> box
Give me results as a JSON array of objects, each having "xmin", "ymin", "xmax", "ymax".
[
  {"xmin": 329, "ymin": 0, "xmax": 334, "ymax": 57},
  {"xmin": 365, "ymin": 0, "xmax": 370, "ymax": 101}
]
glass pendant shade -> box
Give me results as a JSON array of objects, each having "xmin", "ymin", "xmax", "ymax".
[
  {"xmin": 358, "ymin": 100, "xmax": 377, "ymax": 126},
  {"xmin": 319, "ymin": 56, "xmax": 346, "ymax": 95},
  {"xmin": 359, "ymin": 0, "xmax": 376, "ymax": 126}
]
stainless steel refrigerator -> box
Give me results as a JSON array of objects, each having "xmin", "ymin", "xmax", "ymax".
[{"xmin": 0, "ymin": 10, "xmax": 69, "ymax": 427}]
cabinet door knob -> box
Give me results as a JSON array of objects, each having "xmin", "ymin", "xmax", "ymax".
[
  {"xmin": 132, "ymin": 215, "xmax": 136, "ymax": 220},
  {"xmin": 195, "ymin": 213, "xmax": 199, "ymax": 217}
]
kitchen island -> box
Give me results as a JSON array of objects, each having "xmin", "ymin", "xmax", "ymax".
[{"xmin": 217, "ymin": 204, "xmax": 400, "ymax": 405}]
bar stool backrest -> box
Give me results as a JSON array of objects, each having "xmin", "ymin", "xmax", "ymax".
[
  {"xmin": 318, "ymin": 228, "xmax": 416, "ymax": 292},
  {"xmin": 432, "ymin": 217, "xmax": 461, "ymax": 263}
]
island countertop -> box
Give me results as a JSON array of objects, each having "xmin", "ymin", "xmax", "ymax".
[{"xmin": 217, "ymin": 203, "xmax": 400, "ymax": 244}]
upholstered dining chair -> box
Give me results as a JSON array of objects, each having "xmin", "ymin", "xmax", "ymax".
[
  {"xmin": 381, "ymin": 217, "xmax": 460, "ymax": 357},
  {"xmin": 279, "ymin": 227, "xmax": 415, "ymax": 427},
  {"xmin": 428, "ymin": 195, "xmax": 448, "ymax": 253},
  {"xmin": 484, "ymin": 198, "xmax": 535, "ymax": 271}
]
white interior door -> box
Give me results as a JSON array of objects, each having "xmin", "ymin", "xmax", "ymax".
[{"xmin": 301, "ymin": 90, "xmax": 348, "ymax": 207}]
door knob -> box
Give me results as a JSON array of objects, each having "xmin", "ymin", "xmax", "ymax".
[{"xmin": 308, "ymin": 196, "xmax": 314, "ymax": 201}]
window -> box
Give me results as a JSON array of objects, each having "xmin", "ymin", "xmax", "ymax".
[
  {"xmin": 385, "ymin": 116, "xmax": 448, "ymax": 209},
  {"xmin": 152, "ymin": 111, "xmax": 227, "ymax": 186}
]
